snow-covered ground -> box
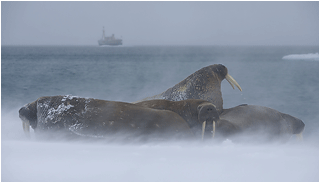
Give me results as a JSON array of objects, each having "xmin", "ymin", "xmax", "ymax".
[
  {"xmin": 2, "ymin": 107, "xmax": 319, "ymax": 182},
  {"xmin": 2, "ymin": 137, "xmax": 318, "ymax": 182}
]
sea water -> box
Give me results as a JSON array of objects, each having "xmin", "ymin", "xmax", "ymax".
[{"xmin": 1, "ymin": 45, "xmax": 319, "ymax": 181}]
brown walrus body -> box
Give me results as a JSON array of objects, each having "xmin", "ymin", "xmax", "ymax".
[
  {"xmin": 220, "ymin": 104, "xmax": 305, "ymax": 143},
  {"xmin": 135, "ymin": 64, "xmax": 242, "ymax": 114},
  {"xmin": 135, "ymin": 99, "xmax": 240, "ymax": 140},
  {"xmin": 136, "ymin": 100, "xmax": 305, "ymax": 143},
  {"xmin": 19, "ymin": 95, "xmax": 193, "ymax": 141}
]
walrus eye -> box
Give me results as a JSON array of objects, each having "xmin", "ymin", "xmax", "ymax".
[{"xmin": 195, "ymin": 85, "xmax": 203, "ymax": 91}]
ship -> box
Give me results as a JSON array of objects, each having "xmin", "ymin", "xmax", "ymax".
[{"xmin": 98, "ymin": 27, "xmax": 122, "ymax": 46}]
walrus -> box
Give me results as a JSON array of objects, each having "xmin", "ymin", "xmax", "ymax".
[
  {"xmin": 135, "ymin": 99, "xmax": 240, "ymax": 140},
  {"xmin": 18, "ymin": 95, "xmax": 194, "ymax": 141},
  {"xmin": 220, "ymin": 104, "xmax": 305, "ymax": 143},
  {"xmin": 136, "ymin": 100, "xmax": 305, "ymax": 143},
  {"xmin": 135, "ymin": 64, "xmax": 242, "ymax": 114}
]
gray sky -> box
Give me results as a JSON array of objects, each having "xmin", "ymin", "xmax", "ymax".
[{"xmin": 1, "ymin": 1, "xmax": 319, "ymax": 46}]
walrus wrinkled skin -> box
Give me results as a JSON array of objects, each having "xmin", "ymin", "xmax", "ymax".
[
  {"xmin": 135, "ymin": 64, "xmax": 242, "ymax": 114},
  {"xmin": 135, "ymin": 99, "xmax": 240, "ymax": 140},
  {"xmin": 19, "ymin": 95, "xmax": 193, "ymax": 141},
  {"xmin": 220, "ymin": 104, "xmax": 305, "ymax": 143}
]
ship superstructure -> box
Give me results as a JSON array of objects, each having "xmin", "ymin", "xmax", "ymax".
[{"xmin": 98, "ymin": 27, "xmax": 122, "ymax": 46}]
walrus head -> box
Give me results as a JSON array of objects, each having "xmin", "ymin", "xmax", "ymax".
[
  {"xmin": 181, "ymin": 64, "xmax": 242, "ymax": 102},
  {"xmin": 197, "ymin": 102, "xmax": 219, "ymax": 140},
  {"xmin": 19, "ymin": 101, "xmax": 38, "ymax": 136},
  {"xmin": 139, "ymin": 64, "xmax": 242, "ymax": 114}
]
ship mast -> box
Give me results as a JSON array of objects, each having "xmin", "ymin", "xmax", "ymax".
[{"xmin": 102, "ymin": 26, "xmax": 105, "ymax": 40}]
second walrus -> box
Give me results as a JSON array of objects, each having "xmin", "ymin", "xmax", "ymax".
[
  {"xmin": 136, "ymin": 100, "xmax": 305, "ymax": 143},
  {"xmin": 136, "ymin": 99, "xmax": 240, "ymax": 140}
]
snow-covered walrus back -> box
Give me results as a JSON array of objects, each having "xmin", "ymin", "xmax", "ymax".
[{"xmin": 19, "ymin": 95, "xmax": 193, "ymax": 141}]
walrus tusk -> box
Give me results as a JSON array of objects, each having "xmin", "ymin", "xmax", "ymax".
[
  {"xmin": 212, "ymin": 121, "xmax": 215, "ymax": 139},
  {"xmin": 225, "ymin": 74, "xmax": 242, "ymax": 91},
  {"xmin": 202, "ymin": 121, "xmax": 206, "ymax": 141},
  {"xmin": 22, "ymin": 120, "xmax": 30, "ymax": 136},
  {"xmin": 296, "ymin": 132, "xmax": 303, "ymax": 141}
]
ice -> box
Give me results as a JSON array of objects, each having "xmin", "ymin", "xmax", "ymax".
[{"xmin": 282, "ymin": 53, "xmax": 319, "ymax": 61}]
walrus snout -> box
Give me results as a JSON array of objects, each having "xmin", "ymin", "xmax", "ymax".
[
  {"xmin": 197, "ymin": 103, "xmax": 219, "ymax": 140},
  {"xmin": 19, "ymin": 102, "xmax": 38, "ymax": 133},
  {"xmin": 279, "ymin": 112, "xmax": 305, "ymax": 135},
  {"xmin": 293, "ymin": 119, "xmax": 305, "ymax": 134},
  {"xmin": 197, "ymin": 103, "xmax": 219, "ymax": 123},
  {"xmin": 211, "ymin": 64, "xmax": 242, "ymax": 92},
  {"xmin": 293, "ymin": 119, "xmax": 305, "ymax": 141}
]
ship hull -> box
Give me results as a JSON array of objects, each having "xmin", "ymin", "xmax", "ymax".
[{"xmin": 98, "ymin": 40, "xmax": 122, "ymax": 46}]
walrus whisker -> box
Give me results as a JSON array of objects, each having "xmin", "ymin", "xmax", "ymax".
[
  {"xmin": 225, "ymin": 74, "xmax": 242, "ymax": 91},
  {"xmin": 202, "ymin": 121, "xmax": 206, "ymax": 141},
  {"xmin": 212, "ymin": 121, "xmax": 215, "ymax": 139}
]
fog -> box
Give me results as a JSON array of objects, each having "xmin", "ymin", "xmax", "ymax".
[
  {"xmin": 2, "ymin": 1, "xmax": 319, "ymax": 46},
  {"xmin": 2, "ymin": 7, "xmax": 319, "ymax": 179},
  {"xmin": 2, "ymin": 106, "xmax": 319, "ymax": 182}
]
